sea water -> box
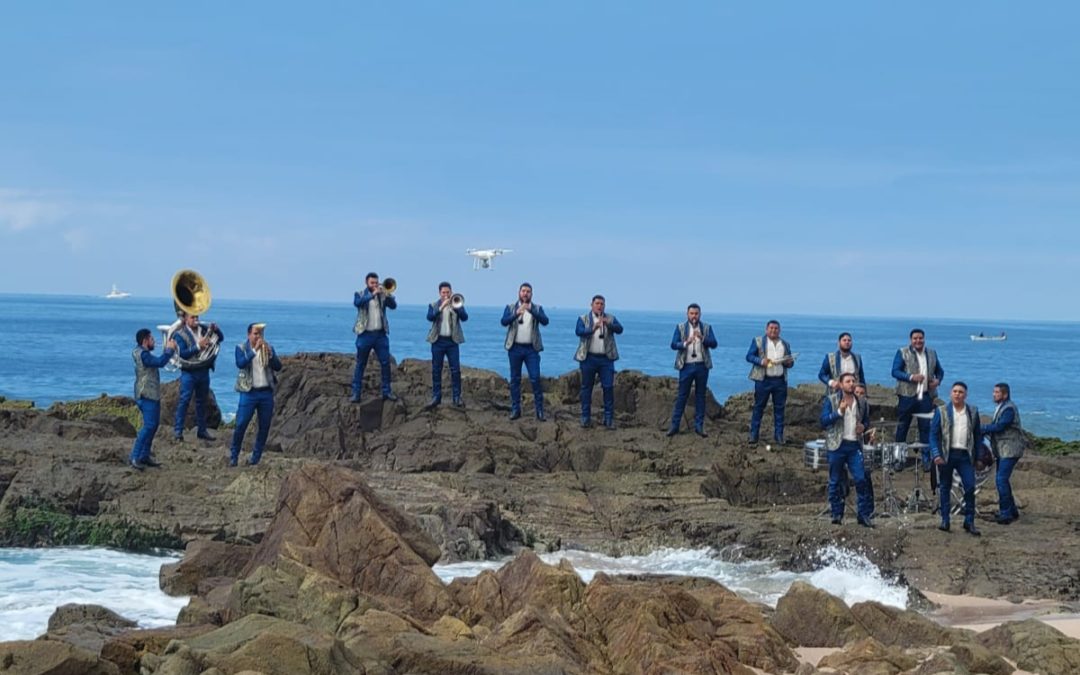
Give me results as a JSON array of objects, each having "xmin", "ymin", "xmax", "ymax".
[
  {"xmin": 0, "ymin": 545, "xmax": 904, "ymax": 641},
  {"xmin": 0, "ymin": 547, "xmax": 187, "ymax": 641},
  {"xmin": 1, "ymin": 294, "xmax": 1077, "ymax": 439}
]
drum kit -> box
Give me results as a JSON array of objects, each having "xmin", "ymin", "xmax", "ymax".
[{"xmin": 803, "ymin": 414, "xmax": 992, "ymax": 520}]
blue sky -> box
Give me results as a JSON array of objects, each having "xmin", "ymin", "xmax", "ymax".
[{"xmin": 1, "ymin": 2, "xmax": 1078, "ymax": 319}]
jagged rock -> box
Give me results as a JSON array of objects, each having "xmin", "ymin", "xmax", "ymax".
[
  {"xmin": 241, "ymin": 463, "xmax": 454, "ymax": 622},
  {"xmin": 448, "ymin": 549, "xmax": 585, "ymax": 627},
  {"xmin": 0, "ymin": 639, "xmax": 120, "ymax": 674},
  {"xmin": 99, "ymin": 625, "xmax": 215, "ymax": 675},
  {"xmin": 976, "ymin": 618, "xmax": 1080, "ymax": 675},
  {"xmin": 850, "ymin": 601, "xmax": 962, "ymax": 648},
  {"xmin": 909, "ymin": 650, "xmax": 969, "ymax": 674},
  {"xmin": 948, "ymin": 639, "xmax": 1011, "ymax": 675},
  {"xmin": 159, "ymin": 380, "xmax": 223, "ymax": 431},
  {"xmin": 815, "ymin": 637, "xmax": 917, "ymax": 674},
  {"xmin": 41, "ymin": 603, "xmax": 137, "ymax": 655},
  {"xmin": 771, "ymin": 581, "xmax": 869, "ymax": 647},
  {"xmin": 160, "ymin": 540, "xmax": 254, "ymax": 596}
]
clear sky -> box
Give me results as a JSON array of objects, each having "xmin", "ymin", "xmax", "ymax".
[{"xmin": 1, "ymin": 3, "xmax": 1077, "ymax": 320}]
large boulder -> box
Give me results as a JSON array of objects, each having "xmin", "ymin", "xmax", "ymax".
[
  {"xmin": 976, "ymin": 618, "xmax": 1080, "ymax": 675},
  {"xmin": 99, "ymin": 625, "xmax": 215, "ymax": 675},
  {"xmin": 849, "ymin": 601, "xmax": 963, "ymax": 648},
  {"xmin": 241, "ymin": 463, "xmax": 453, "ymax": 622},
  {"xmin": 770, "ymin": 581, "xmax": 869, "ymax": 647},
  {"xmin": 0, "ymin": 639, "xmax": 120, "ymax": 674},
  {"xmin": 815, "ymin": 637, "xmax": 917, "ymax": 674},
  {"xmin": 159, "ymin": 379, "xmax": 223, "ymax": 431},
  {"xmin": 160, "ymin": 540, "xmax": 254, "ymax": 596},
  {"xmin": 41, "ymin": 603, "xmax": 137, "ymax": 655}
]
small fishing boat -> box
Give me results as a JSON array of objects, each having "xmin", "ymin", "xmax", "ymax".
[
  {"xmin": 970, "ymin": 332, "xmax": 1006, "ymax": 342},
  {"xmin": 104, "ymin": 284, "xmax": 131, "ymax": 299}
]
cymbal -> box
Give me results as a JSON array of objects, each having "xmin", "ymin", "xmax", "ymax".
[
  {"xmin": 907, "ymin": 442, "xmax": 929, "ymax": 449},
  {"xmin": 913, "ymin": 413, "xmax": 934, "ymax": 419}
]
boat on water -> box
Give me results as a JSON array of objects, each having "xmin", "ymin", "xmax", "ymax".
[
  {"xmin": 104, "ymin": 284, "xmax": 131, "ymax": 299},
  {"xmin": 970, "ymin": 332, "xmax": 1007, "ymax": 342}
]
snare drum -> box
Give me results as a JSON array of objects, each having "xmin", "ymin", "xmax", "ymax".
[
  {"xmin": 881, "ymin": 442, "xmax": 909, "ymax": 472},
  {"xmin": 803, "ymin": 439, "xmax": 827, "ymax": 470}
]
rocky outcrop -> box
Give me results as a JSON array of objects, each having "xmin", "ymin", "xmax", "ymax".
[
  {"xmin": 41, "ymin": 604, "xmax": 137, "ymax": 655},
  {"xmin": 770, "ymin": 580, "xmax": 869, "ymax": 647},
  {"xmin": 160, "ymin": 540, "xmax": 254, "ymax": 596},
  {"xmin": 0, "ymin": 639, "xmax": 120, "ymax": 674},
  {"xmin": 976, "ymin": 618, "xmax": 1080, "ymax": 674},
  {"xmin": 815, "ymin": 637, "xmax": 918, "ymax": 674}
]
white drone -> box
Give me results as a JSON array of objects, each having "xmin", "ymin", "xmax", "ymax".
[{"xmin": 466, "ymin": 248, "xmax": 511, "ymax": 270}]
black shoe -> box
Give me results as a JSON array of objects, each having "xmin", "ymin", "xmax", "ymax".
[
  {"xmin": 536, "ymin": 411, "xmax": 546, "ymax": 422},
  {"xmin": 938, "ymin": 522, "xmax": 951, "ymax": 532},
  {"xmin": 245, "ymin": 458, "xmax": 260, "ymax": 467},
  {"xmin": 423, "ymin": 398, "xmax": 440, "ymax": 411},
  {"xmin": 963, "ymin": 522, "xmax": 982, "ymax": 537},
  {"xmin": 383, "ymin": 393, "xmax": 399, "ymax": 402},
  {"xmin": 129, "ymin": 460, "xmax": 146, "ymax": 471},
  {"xmin": 452, "ymin": 398, "xmax": 465, "ymax": 408},
  {"xmin": 857, "ymin": 516, "xmax": 874, "ymax": 529},
  {"xmin": 143, "ymin": 458, "xmax": 162, "ymax": 468},
  {"xmin": 228, "ymin": 458, "xmax": 238, "ymax": 467},
  {"xmin": 509, "ymin": 411, "xmax": 521, "ymax": 421},
  {"xmin": 197, "ymin": 432, "xmax": 215, "ymax": 441},
  {"xmin": 581, "ymin": 419, "xmax": 592, "ymax": 428},
  {"xmin": 349, "ymin": 395, "xmax": 361, "ymax": 403},
  {"xmin": 995, "ymin": 515, "xmax": 1013, "ymax": 525},
  {"xmin": 666, "ymin": 428, "xmax": 679, "ymax": 437},
  {"xmin": 604, "ymin": 420, "xmax": 616, "ymax": 430},
  {"xmin": 173, "ymin": 434, "xmax": 184, "ymax": 442},
  {"xmin": 831, "ymin": 517, "xmax": 842, "ymax": 525},
  {"xmin": 748, "ymin": 438, "xmax": 759, "ymax": 448},
  {"xmin": 695, "ymin": 427, "xmax": 708, "ymax": 438}
]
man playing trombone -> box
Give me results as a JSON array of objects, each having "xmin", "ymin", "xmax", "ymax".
[
  {"xmin": 172, "ymin": 312, "xmax": 224, "ymax": 442},
  {"xmin": 351, "ymin": 272, "xmax": 398, "ymax": 403},
  {"xmin": 229, "ymin": 323, "xmax": 282, "ymax": 467},
  {"xmin": 425, "ymin": 282, "xmax": 468, "ymax": 409},
  {"xmin": 574, "ymin": 294, "xmax": 623, "ymax": 429}
]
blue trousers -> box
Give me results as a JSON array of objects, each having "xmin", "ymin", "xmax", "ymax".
[
  {"xmin": 431, "ymin": 337, "xmax": 462, "ymax": 402},
  {"xmin": 938, "ymin": 449, "xmax": 976, "ymax": 525},
  {"xmin": 353, "ymin": 330, "xmax": 392, "ymax": 398},
  {"xmin": 131, "ymin": 398, "xmax": 161, "ymax": 464},
  {"xmin": 230, "ymin": 389, "xmax": 274, "ymax": 465},
  {"xmin": 828, "ymin": 440, "xmax": 873, "ymax": 520},
  {"xmin": 670, "ymin": 362, "xmax": 708, "ymax": 432},
  {"xmin": 996, "ymin": 456, "xmax": 1020, "ymax": 519},
  {"xmin": 750, "ymin": 376, "xmax": 787, "ymax": 441},
  {"xmin": 174, "ymin": 369, "xmax": 210, "ymax": 436},
  {"xmin": 508, "ymin": 343, "xmax": 543, "ymax": 415},
  {"xmin": 580, "ymin": 354, "xmax": 615, "ymax": 423},
  {"xmin": 896, "ymin": 395, "xmax": 934, "ymax": 462}
]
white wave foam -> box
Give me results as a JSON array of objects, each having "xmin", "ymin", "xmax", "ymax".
[
  {"xmin": 434, "ymin": 546, "xmax": 906, "ymax": 610},
  {"xmin": 0, "ymin": 547, "xmax": 188, "ymax": 641}
]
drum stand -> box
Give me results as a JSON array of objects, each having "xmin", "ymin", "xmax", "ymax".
[
  {"xmin": 905, "ymin": 443, "xmax": 933, "ymax": 513},
  {"xmin": 877, "ymin": 461, "xmax": 903, "ymax": 519}
]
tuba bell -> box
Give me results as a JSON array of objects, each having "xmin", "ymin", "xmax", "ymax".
[
  {"xmin": 450, "ymin": 293, "xmax": 465, "ymax": 309},
  {"xmin": 161, "ymin": 269, "xmax": 221, "ymax": 371},
  {"xmin": 381, "ymin": 277, "xmax": 397, "ymax": 295}
]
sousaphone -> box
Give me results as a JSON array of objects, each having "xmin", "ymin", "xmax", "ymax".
[{"xmin": 158, "ymin": 269, "xmax": 220, "ymax": 371}]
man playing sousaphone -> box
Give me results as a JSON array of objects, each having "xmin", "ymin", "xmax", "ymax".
[
  {"xmin": 229, "ymin": 323, "xmax": 282, "ymax": 467},
  {"xmin": 172, "ymin": 311, "xmax": 224, "ymax": 442},
  {"xmin": 819, "ymin": 372, "xmax": 874, "ymax": 527}
]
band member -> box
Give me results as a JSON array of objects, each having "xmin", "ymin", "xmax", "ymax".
[
  {"xmin": 172, "ymin": 312, "xmax": 223, "ymax": 442},
  {"xmin": 892, "ymin": 328, "xmax": 944, "ymax": 467},
  {"xmin": 501, "ymin": 282, "xmax": 549, "ymax": 421},
  {"xmin": 667, "ymin": 303, "xmax": 718, "ymax": 437},
  {"xmin": 982, "ymin": 382, "xmax": 1025, "ymax": 524},
  {"xmin": 574, "ymin": 295, "xmax": 623, "ymax": 429},
  {"xmin": 425, "ymin": 282, "xmax": 468, "ymax": 409},
  {"xmin": 351, "ymin": 272, "xmax": 398, "ymax": 403},
  {"xmin": 229, "ymin": 323, "xmax": 282, "ymax": 467},
  {"xmin": 930, "ymin": 382, "xmax": 982, "ymax": 536},
  {"xmin": 818, "ymin": 332, "xmax": 866, "ymax": 394},
  {"xmin": 746, "ymin": 320, "xmax": 794, "ymax": 446},
  {"xmin": 130, "ymin": 328, "xmax": 176, "ymax": 470},
  {"xmin": 819, "ymin": 373, "xmax": 874, "ymax": 527}
]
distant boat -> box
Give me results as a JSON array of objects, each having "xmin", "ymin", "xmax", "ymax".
[
  {"xmin": 970, "ymin": 332, "xmax": 1006, "ymax": 342},
  {"xmin": 104, "ymin": 284, "xmax": 131, "ymax": 299}
]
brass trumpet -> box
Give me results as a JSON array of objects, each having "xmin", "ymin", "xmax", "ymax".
[
  {"xmin": 450, "ymin": 293, "xmax": 465, "ymax": 309},
  {"xmin": 380, "ymin": 278, "xmax": 397, "ymax": 295},
  {"xmin": 253, "ymin": 323, "xmax": 271, "ymax": 361}
]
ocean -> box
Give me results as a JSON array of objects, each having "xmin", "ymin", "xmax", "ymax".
[{"xmin": 1, "ymin": 293, "xmax": 1077, "ymax": 440}]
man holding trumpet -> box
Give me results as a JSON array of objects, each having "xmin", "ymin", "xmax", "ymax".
[
  {"xmin": 667, "ymin": 303, "xmax": 718, "ymax": 437},
  {"xmin": 351, "ymin": 272, "xmax": 398, "ymax": 403},
  {"xmin": 819, "ymin": 372, "xmax": 875, "ymax": 527},
  {"xmin": 501, "ymin": 282, "xmax": 549, "ymax": 421},
  {"xmin": 574, "ymin": 294, "xmax": 623, "ymax": 429},
  {"xmin": 424, "ymin": 281, "xmax": 468, "ymax": 409},
  {"xmin": 229, "ymin": 323, "xmax": 282, "ymax": 467}
]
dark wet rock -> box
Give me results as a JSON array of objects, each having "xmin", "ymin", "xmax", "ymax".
[
  {"xmin": 771, "ymin": 581, "xmax": 869, "ymax": 647},
  {"xmin": 41, "ymin": 603, "xmax": 137, "ymax": 655},
  {"xmin": 159, "ymin": 540, "xmax": 254, "ymax": 596}
]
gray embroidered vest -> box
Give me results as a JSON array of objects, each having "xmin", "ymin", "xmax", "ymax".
[
  {"xmin": 827, "ymin": 351, "xmax": 862, "ymax": 383},
  {"xmin": 936, "ymin": 403, "xmax": 978, "ymax": 463},
  {"xmin": 674, "ymin": 321, "xmax": 712, "ymax": 370},
  {"xmin": 503, "ymin": 303, "xmax": 544, "ymax": 352},
  {"xmin": 989, "ymin": 400, "xmax": 1025, "ymax": 459},
  {"xmin": 132, "ymin": 347, "xmax": 161, "ymax": 401},
  {"xmin": 354, "ymin": 296, "xmax": 390, "ymax": 335},
  {"xmin": 896, "ymin": 347, "xmax": 939, "ymax": 398},
  {"xmin": 426, "ymin": 303, "xmax": 465, "ymax": 345},
  {"xmin": 748, "ymin": 336, "xmax": 791, "ymax": 382},
  {"xmin": 235, "ymin": 343, "xmax": 278, "ymax": 393},
  {"xmin": 574, "ymin": 314, "xmax": 619, "ymax": 362},
  {"xmin": 824, "ymin": 393, "xmax": 869, "ymax": 451}
]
